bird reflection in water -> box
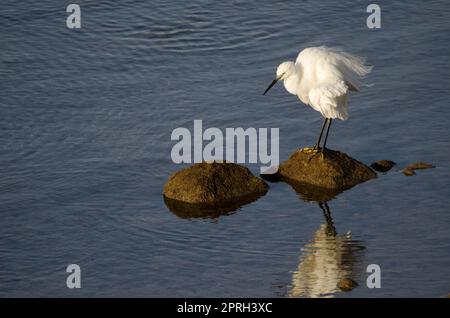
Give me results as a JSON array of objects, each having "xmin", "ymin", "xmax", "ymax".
[{"xmin": 287, "ymin": 183, "xmax": 365, "ymax": 298}]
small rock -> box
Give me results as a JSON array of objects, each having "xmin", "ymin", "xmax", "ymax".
[
  {"xmin": 402, "ymin": 162, "xmax": 435, "ymax": 176},
  {"xmin": 163, "ymin": 162, "xmax": 268, "ymax": 218},
  {"xmin": 370, "ymin": 160, "xmax": 396, "ymax": 172},
  {"xmin": 278, "ymin": 148, "xmax": 376, "ymax": 190},
  {"xmin": 337, "ymin": 278, "xmax": 358, "ymax": 292},
  {"xmin": 405, "ymin": 162, "xmax": 435, "ymax": 170},
  {"xmin": 402, "ymin": 168, "xmax": 416, "ymax": 176}
]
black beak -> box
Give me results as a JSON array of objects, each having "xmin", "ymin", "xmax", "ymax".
[{"xmin": 263, "ymin": 78, "xmax": 278, "ymax": 95}]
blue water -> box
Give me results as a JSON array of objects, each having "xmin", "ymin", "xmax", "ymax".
[{"xmin": 1, "ymin": 0, "xmax": 449, "ymax": 297}]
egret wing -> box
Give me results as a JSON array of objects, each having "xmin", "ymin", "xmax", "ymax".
[
  {"xmin": 297, "ymin": 46, "xmax": 372, "ymax": 91},
  {"xmin": 308, "ymin": 81, "xmax": 349, "ymax": 120}
]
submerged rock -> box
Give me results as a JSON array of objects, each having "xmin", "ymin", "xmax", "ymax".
[
  {"xmin": 278, "ymin": 148, "xmax": 376, "ymax": 191},
  {"xmin": 163, "ymin": 162, "xmax": 268, "ymax": 218},
  {"xmin": 406, "ymin": 162, "xmax": 435, "ymax": 170},
  {"xmin": 371, "ymin": 160, "xmax": 396, "ymax": 172},
  {"xmin": 402, "ymin": 168, "xmax": 416, "ymax": 176},
  {"xmin": 402, "ymin": 162, "xmax": 435, "ymax": 176},
  {"xmin": 337, "ymin": 278, "xmax": 359, "ymax": 292}
]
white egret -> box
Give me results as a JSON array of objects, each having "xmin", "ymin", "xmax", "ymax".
[{"xmin": 263, "ymin": 46, "xmax": 372, "ymax": 151}]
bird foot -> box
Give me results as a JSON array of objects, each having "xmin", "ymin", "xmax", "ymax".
[
  {"xmin": 302, "ymin": 147, "xmax": 320, "ymax": 154},
  {"xmin": 301, "ymin": 146, "xmax": 323, "ymax": 162}
]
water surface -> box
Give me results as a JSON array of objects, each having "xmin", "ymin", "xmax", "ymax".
[{"xmin": 1, "ymin": 0, "xmax": 450, "ymax": 297}]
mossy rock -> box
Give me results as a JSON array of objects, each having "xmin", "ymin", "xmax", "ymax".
[
  {"xmin": 401, "ymin": 162, "xmax": 435, "ymax": 176},
  {"xmin": 278, "ymin": 148, "xmax": 376, "ymax": 191},
  {"xmin": 370, "ymin": 160, "xmax": 396, "ymax": 172},
  {"xmin": 163, "ymin": 162, "xmax": 268, "ymax": 217}
]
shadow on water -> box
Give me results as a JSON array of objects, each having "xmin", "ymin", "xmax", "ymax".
[
  {"xmin": 164, "ymin": 196, "xmax": 237, "ymax": 219},
  {"xmin": 287, "ymin": 183, "xmax": 366, "ymax": 298},
  {"xmin": 163, "ymin": 192, "xmax": 264, "ymax": 220}
]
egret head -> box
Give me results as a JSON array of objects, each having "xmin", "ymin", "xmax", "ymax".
[
  {"xmin": 276, "ymin": 61, "xmax": 296, "ymax": 80},
  {"xmin": 263, "ymin": 61, "xmax": 296, "ymax": 95}
]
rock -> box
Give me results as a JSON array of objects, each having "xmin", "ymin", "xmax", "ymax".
[
  {"xmin": 163, "ymin": 162, "xmax": 268, "ymax": 218},
  {"xmin": 402, "ymin": 168, "xmax": 416, "ymax": 176},
  {"xmin": 278, "ymin": 148, "xmax": 377, "ymax": 191},
  {"xmin": 371, "ymin": 160, "xmax": 396, "ymax": 172},
  {"xmin": 260, "ymin": 171, "xmax": 340, "ymax": 202},
  {"xmin": 337, "ymin": 278, "xmax": 358, "ymax": 292},
  {"xmin": 402, "ymin": 162, "xmax": 435, "ymax": 176},
  {"xmin": 405, "ymin": 162, "xmax": 435, "ymax": 170}
]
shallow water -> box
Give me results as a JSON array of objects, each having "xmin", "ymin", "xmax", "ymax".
[{"xmin": 1, "ymin": 0, "xmax": 450, "ymax": 297}]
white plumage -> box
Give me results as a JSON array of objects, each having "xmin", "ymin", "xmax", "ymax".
[
  {"xmin": 264, "ymin": 46, "xmax": 372, "ymax": 150},
  {"xmin": 278, "ymin": 46, "xmax": 371, "ymax": 120}
]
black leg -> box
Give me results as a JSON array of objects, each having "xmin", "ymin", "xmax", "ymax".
[
  {"xmin": 322, "ymin": 119, "xmax": 333, "ymax": 150},
  {"xmin": 315, "ymin": 118, "xmax": 329, "ymax": 149},
  {"xmin": 318, "ymin": 201, "xmax": 336, "ymax": 237}
]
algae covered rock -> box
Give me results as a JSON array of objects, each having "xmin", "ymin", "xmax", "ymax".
[
  {"xmin": 401, "ymin": 162, "xmax": 435, "ymax": 176},
  {"xmin": 278, "ymin": 148, "xmax": 376, "ymax": 191},
  {"xmin": 163, "ymin": 162, "xmax": 268, "ymax": 218},
  {"xmin": 370, "ymin": 160, "xmax": 396, "ymax": 172}
]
